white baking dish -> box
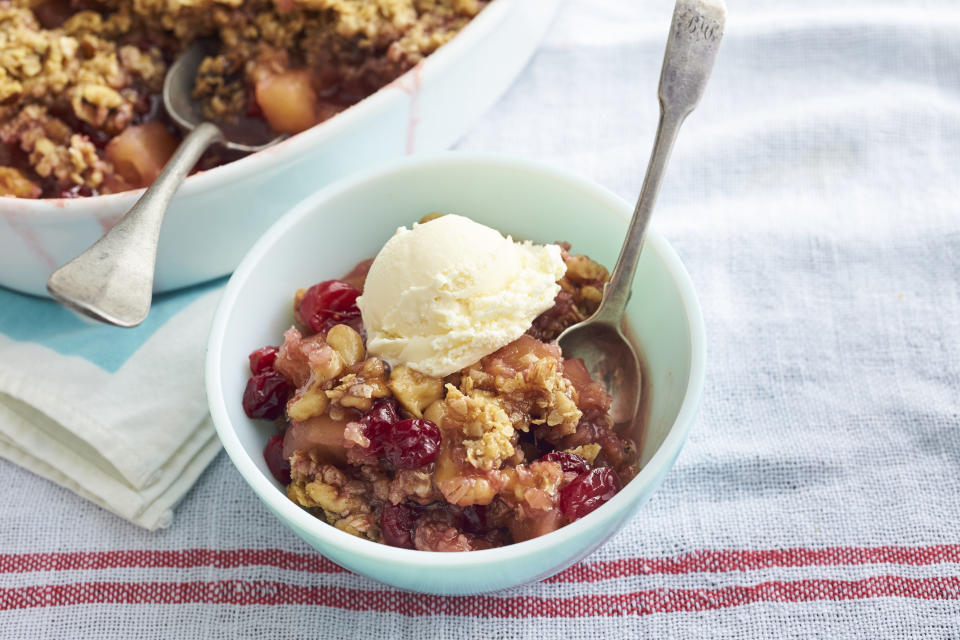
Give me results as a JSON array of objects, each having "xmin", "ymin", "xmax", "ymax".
[{"xmin": 0, "ymin": 0, "xmax": 560, "ymax": 297}]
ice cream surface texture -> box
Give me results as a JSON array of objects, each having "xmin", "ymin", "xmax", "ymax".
[{"xmin": 357, "ymin": 215, "xmax": 567, "ymax": 377}]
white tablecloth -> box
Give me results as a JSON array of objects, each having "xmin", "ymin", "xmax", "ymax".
[{"xmin": 2, "ymin": 0, "xmax": 958, "ymax": 636}]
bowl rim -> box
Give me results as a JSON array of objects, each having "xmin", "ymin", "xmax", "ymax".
[
  {"xmin": 205, "ymin": 152, "xmax": 706, "ymax": 570},
  {"xmin": 2, "ymin": 0, "xmax": 516, "ymax": 217}
]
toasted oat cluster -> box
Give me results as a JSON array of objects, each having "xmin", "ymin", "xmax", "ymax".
[
  {"xmin": 0, "ymin": 0, "xmax": 485, "ymax": 198},
  {"xmin": 243, "ymin": 240, "xmax": 639, "ymax": 551},
  {"xmin": 528, "ymin": 242, "xmax": 610, "ymax": 341}
]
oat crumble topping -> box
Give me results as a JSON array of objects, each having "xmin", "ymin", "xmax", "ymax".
[{"xmin": 0, "ymin": 0, "xmax": 486, "ymax": 198}]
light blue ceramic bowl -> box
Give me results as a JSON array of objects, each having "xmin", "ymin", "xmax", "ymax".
[{"xmin": 205, "ymin": 154, "xmax": 706, "ymax": 595}]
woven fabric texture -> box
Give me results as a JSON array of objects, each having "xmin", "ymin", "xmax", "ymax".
[{"xmin": 1, "ymin": 0, "xmax": 959, "ymax": 636}]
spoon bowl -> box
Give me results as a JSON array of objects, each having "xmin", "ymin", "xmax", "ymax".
[
  {"xmin": 164, "ymin": 42, "xmax": 282, "ymax": 153},
  {"xmin": 559, "ymin": 322, "xmax": 642, "ymax": 425}
]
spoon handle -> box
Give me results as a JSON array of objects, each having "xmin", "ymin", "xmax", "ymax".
[
  {"xmin": 47, "ymin": 123, "xmax": 223, "ymax": 327},
  {"xmin": 591, "ymin": 0, "xmax": 726, "ymax": 325}
]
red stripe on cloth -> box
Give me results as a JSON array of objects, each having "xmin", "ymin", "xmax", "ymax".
[
  {"xmin": 2, "ymin": 545, "xmax": 959, "ymax": 580},
  {"xmin": 1, "ymin": 577, "xmax": 958, "ymax": 614},
  {"xmin": 546, "ymin": 544, "xmax": 960, "ymax": 583}
]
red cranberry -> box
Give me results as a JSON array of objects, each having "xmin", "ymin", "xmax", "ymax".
[
  {"xmin": 248, "ymin": 346, "xmax": 279, "ymax": 375},
  {"xmin": 295, "ymin": 280, "xmax": 362, "ymax": 335},
  {"xmin": 130, "ymin": 92, "xmax": 163, "ymax": 127},
  {"xmin": 242, "ymin": 371, "xmax": 291, "ymax": 420},
  {"xmin": 359, "ymin": 398, "xmax": 400, "ymax": 455},
  {"xmin": 263, "ymin": 434, "xmax": 291, "ymax": 484},
  {"xmin": 539, "ymin": 451, "xmax": 590, "ymax": 474},
  {"xmin": 459, "ymin": 505, "xmax": 487, "ymax": 535},
  {"xmin": 380, "ymin": 502, "xmax": 418, "ymax": 549},
  {"xmin": 383, "ymin": 418, "xmax": 441, "ymax": 469},
  {"xmin": 559, "ymin": 468, "xmax": 622, "ymax": 522}
]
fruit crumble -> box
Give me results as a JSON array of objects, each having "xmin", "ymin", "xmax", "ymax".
[
  {"xmin": 0, "ymin": 0, "xmax": 486, "ymax": 198},
  {"xmin": 242, "ymin": 216, "xmax": 640, "ymax": 551}
]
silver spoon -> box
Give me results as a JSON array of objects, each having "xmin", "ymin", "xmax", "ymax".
[
  {"xmin": 46, "ymin": 42, "xmax": 283, "ymax": 327},
  {"xmin": 558, "ymin": 0, "xmax": 726, "ymax": 426}
]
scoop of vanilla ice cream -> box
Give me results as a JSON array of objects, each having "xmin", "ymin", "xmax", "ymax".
[{"xmin": 356, "ymin": 215, "xmax": 567, "ymax": 377}]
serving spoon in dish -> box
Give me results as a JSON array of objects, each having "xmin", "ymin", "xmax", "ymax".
[
  {"xmin": 46, "ymin": 42, "xmax": 283, "ymax": 327},
  {"xmin": 558, "ymin": 0, "xmax": 725, "ymax": 425}
]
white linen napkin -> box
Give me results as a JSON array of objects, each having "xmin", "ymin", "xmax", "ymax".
[{"xmin": 0, "ymin": 283, "xmax": 223, "ymax": 529}]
